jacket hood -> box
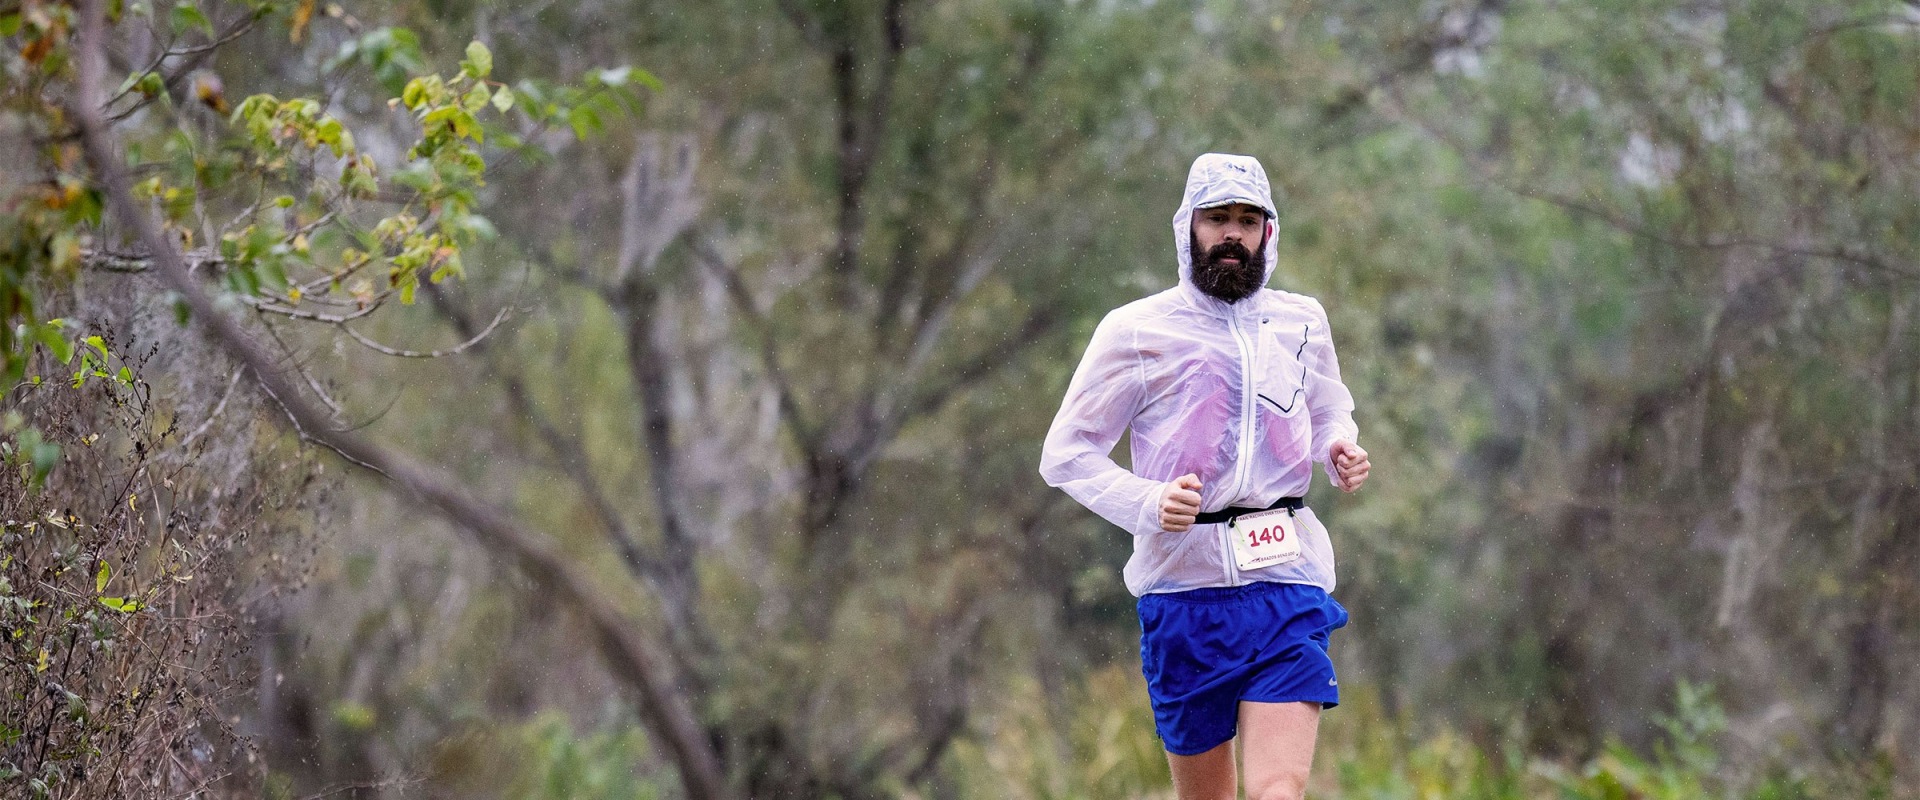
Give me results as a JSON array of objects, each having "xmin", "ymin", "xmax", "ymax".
[{"xmin": 1173, "ymin": 153, "xmax": 1280, "ymax": 301}]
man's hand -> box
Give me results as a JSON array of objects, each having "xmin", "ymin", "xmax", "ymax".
[
  {"xmin": 1159, "ymin": 473, "xmax": 1203, "ymax": 532},
  {"xmin": 1330, "ymin": 441, "xmax": 1370, "ymax": 493}
]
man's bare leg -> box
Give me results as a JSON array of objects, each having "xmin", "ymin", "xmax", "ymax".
[
  {"xmin": 1166, "ymin": 738, "xmax": 1236, "ymax": 800},
  {"xmin": 1238, "ymin": 701, "xmax": 1321, "ymax": 800}
]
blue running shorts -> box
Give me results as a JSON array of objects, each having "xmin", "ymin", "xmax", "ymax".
[{"xmin": 1137, "ymin": 581, "xmax": 1349, "ymax": 756}]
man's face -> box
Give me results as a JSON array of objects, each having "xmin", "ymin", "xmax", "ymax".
[{"xmin": 1189, "ymin": 202, "xmax": 1269, "ymax": 303}]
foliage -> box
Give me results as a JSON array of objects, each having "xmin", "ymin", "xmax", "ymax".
[
  {"xmin": 2, "ymin": 0, "xmax": 643, "ymax": 482},
  {"xmin": 252, "ymin": 0, "xmax": 1919, "ymax": 794},
  {"xmin": 2, "ymin": 0, "xmax": 647, "ymax": 794},
  {"xmin": 502, "ymin": 712, "xmax": 670, "ymax": 800},
  {"xmin": 5, "ymin": 0, "xmax": 1919, "ymax": 796},
  {"xmin": 941, "ymin": 665, "xmax": 1171, "ymax": 799},
  {"xmin": 0, "ymin": 332, "xmax": 319, "ymax": 797}
]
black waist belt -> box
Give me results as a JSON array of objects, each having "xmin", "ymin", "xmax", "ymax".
[{"xmin": 1194, "ymin": 497, "xmax": 1304, "ymax": 526}]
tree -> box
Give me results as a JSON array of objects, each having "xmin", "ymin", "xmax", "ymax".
[{"xmin": 8, "ymin": 1, "xmax": 727, "ymax": 795}]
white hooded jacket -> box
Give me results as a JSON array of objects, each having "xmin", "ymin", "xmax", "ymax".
[{"xmin": 1039, "ymin": 153, "xmax": 1359, "ymax": 597}]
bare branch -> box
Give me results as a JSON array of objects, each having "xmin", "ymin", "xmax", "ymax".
[
  {"xmin": 688, "ymin": 239, "xmax": 819, "ymax": 453},
  {"xmin": 421, "ymin": 283, "xmax": 660, "ymax": 574},
  {"xmin": 1319, "ymin": 0, "xmax": 1508, "ymax": 123},
  {"xmin": 235, "ymin": 293, "xmax": 385, "ymax": 323},
  {"xmin": 251, "ymin": 369, "xmax": 390, "ymax": 478},
  {"xmin": 893, "ymin": 306, "xmax": 1061, "ymax": 428},
  {"xmin": 72, "ymin": 7, "xmax": 733, "ymax": 793},
  {"xmin": 82, "ymin": 247, "xmax": 222, "ymax": 273},
  {"xmin": 102, "ymin": 12, "xmax": 264, "ymax": 123},
  {"xmin": 606, "ymin": 144, "xmax": 710, "ymax": 652},
  {"xmin": 821, "ymin": 0, "xmax": 915, "ymax": 295},
  {"xmin": 1382, "ymin": 95, "xmax": 1920, "ymax": 282},
  {"xmin": 339, "ymin": 306, "xmax": 509, "ymax": 358},
  {"xmin": 420, "ymin": 281, "xmax": 715, "ymax": 677},
  {"xmin": 176, "ymin": 367, "xmax": 244, "ymax": 449}
]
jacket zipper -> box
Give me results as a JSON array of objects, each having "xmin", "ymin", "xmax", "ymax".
[{"xmin": 1221, "ymin": 310, "xmax": 1258, "ymax": 586}]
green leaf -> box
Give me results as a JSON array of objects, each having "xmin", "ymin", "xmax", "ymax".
[
  {"xmin": 421, "ymin": 105, "xmax": 460, "ymax": 129},
  {"xmin": 85, "ymin": 335, "xmax": 107, "ymax": 359},
  {"xmin": 136, "ymin": 71, "xmax": 165, "ymax": 97},
  {"xmin": 462, "ymin": 82, "xmax": 491, "ymax": 114},
  {"xmin": 230, "ymin": 92, "xmax": 277, "ymax": 127},
  {"xmin": 454, "ymin": 214, "xmax": 499, "ymax": 241},
  {"xmin": 226, "ymin": 262, "xmax": 261, "ymax": 296},
  {"xmin": 456, "ymin": 110, "xmax": 482, "ymax": 142},
  {"xmin": 96, "ymin": 561, "xmax": 110, "ymax": 594},
  {"xmin": 99, "ymin": 597, "xmax": 142, "ymax": 613},
  {"xmin": 402, "ymin": 77, "xmax": 430, "ymax": 110},
  {"xmin": 16, "ymin": 428, "xmax": 59, "ymax": 489},
  {"xmin": 490, "ymin": 85, "xmax": 514, "ymax": 112},
  {"xmin": 0, "ymin": 13, "xmax": 22, "ymax": 37},
  {"xmin": 114, "ymin": 69, "xmax": 152, "ymax": 96},
  {"xmin": 463, "ymin": 40, "xmax": 493, "ymax": 80},
  {"xmin": 567, "ymin": 104, "xmax": 602, "ymax": 139},
  {"xmin": 257, "ymin": 257, "xmax": 290, "ymax": 292},
  {"xmin": 32, "ymin": 323, "xmax": 73, "ymax": 364},
  {"xmin": 629, "ymin": 68, "xmax": 664, "ymax": 92},
  {"xmin": 170, "ymin": 3, "xmax": 213, "ymax": 37},
  {"xmin": 167, "ymin": 292, "xmax": 191, "ymax": 326},
  {"xmin": 393, "ymin": 161, "xmax": 438, "ymax": 192}
]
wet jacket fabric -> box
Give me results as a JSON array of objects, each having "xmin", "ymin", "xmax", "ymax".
[{"xmin": 1039, "ymin": 153, "xmax": 1359, "ymax": 597}]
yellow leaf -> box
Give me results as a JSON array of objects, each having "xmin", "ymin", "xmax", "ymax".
[
  {"xmin": 35, "ymin": 648, "xmax": 48, "ymax": 673},
  {"xmin": 290, "ymin": 0, "xmax": 315, "ymax": 43}
]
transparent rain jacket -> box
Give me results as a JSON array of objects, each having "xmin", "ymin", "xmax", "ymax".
[{"xmin": 1039, "ymin": 153, "xmax": 1359, "ymax": 597}]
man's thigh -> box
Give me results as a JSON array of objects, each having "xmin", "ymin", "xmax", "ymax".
[
  {"xmin": 1165, "ymin": 738, "xmax": 1236, "ymax": 800},
  {"xmin": 1237, "ymin": 700, "xmax": 1321, "ymax": 800}
]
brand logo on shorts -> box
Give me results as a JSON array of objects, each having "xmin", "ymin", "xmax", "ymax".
[{"xmin": 1327, "ymin": 677, "xmax": 1338, "ymax": 686}]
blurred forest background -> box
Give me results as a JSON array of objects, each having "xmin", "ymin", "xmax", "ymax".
[{"xmin": 3, "ymin": 0, "xmax": 1917, "ymax": 797}]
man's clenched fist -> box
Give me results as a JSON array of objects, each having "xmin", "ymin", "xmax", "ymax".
[
  {"xmin": 1160, "ymin": 473, "xmax": 1203, "ymax": 532},
  {"xmin": 1330, "ymin": 440, "xmax": 1370, "ymax": 492}
]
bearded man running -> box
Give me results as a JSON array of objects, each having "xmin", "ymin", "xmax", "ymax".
[{"xmin": 1040, "ymin": 152, "xmax": 1372, "ymax": 800}]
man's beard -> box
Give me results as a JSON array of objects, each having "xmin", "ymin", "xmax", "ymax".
[{"xmin": 1189, "ymin": 235, "xmax": 1266, "ymax": 303}]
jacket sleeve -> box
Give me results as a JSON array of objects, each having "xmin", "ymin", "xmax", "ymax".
[
  {"xmin": 1303, "ymin": 298, "xmax": 1359, "ymax": 485},
  {"xmin": 1038, "ymin": 313, "xmax": 1166, "ymax": 536}
]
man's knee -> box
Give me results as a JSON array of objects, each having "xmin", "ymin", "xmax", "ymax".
[{"xmin": 1245, "ymin": 770, "xmax": 1308, "ymax": 800}]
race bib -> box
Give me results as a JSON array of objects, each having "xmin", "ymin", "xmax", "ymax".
[{"xmin": 1228, "ymin": 507, "xmax": 1302, "ymax": 571}]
